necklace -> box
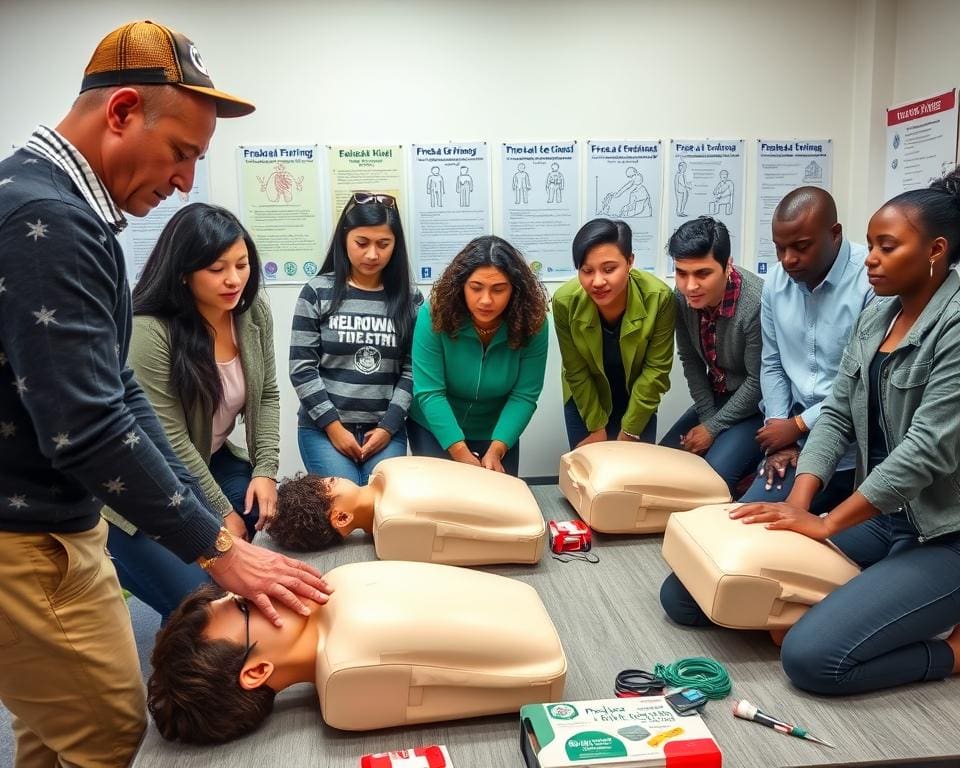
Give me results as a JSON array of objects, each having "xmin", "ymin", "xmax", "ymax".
[{"xmin": 474, "ymin": 323, "xmax": 500, "ymax": 339}]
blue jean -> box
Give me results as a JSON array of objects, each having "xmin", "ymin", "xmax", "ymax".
[
  {"xmin": 298, "ymin": 423, "xmax": 408, "ymax": 484},
  {"xmin": 778, "ymin": 514, "xmax": 960, "ymax": 694},
  {"xmin": 660, "ymin": 467, "xmax": 857, "ymax": 627},
  {"xmin": 563, "ymin": 398, "xmax": 657, "ymax": 451},
  {"xmin": 407, "ymin": 418, "xmax": 520, "ymax": 476},
  {"xmin": 659, "ymin": 404, "xmax": 765, "ymax": 495},
  {"xmin": 738, "ymin": 464, "xmax": 856, "ymax": 509},
  {"xmin": 106, "ymin": 445, "xmax": 258, "ymax": 622}
]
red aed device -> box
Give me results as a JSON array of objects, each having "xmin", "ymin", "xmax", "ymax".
[
  {"xmin": 360, "ymin": 745, "xmax": 450, "ymax": 768},
  {"xmin": 549, "ymin": 519, "xmax": 592, "ymax": 554}
]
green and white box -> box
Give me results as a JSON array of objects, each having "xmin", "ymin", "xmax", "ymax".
[{"xmin": 520, "ymin": 696, "xmax": 722, "ymax": 767}]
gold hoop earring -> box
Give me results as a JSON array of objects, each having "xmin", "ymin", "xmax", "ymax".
[{"xmin": 930, "ymin": 260, "xmax": 935, "ymax": 279}]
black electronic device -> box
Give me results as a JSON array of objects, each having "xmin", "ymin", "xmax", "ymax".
[{"xmin": 664, "ymin": 688, "xmax": 708, "ymax": 716}]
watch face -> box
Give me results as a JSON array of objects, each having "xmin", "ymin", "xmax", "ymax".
[{"xmin": 215, "ymin": 527, "xmax": 233, "ymax": 552}]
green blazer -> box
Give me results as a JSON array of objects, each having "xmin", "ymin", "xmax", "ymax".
[
  {"xmin": 552, "ymin": 270, "xmax": 675, "ymax": 436},
  {"xmin": 104, "ymin": 294, "xmax": 280, "ymax": 533}
]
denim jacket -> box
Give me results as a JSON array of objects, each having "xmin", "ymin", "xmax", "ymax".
[{"xmin": 797, "ymin": 269, "xmax": 960, "ymax": 541}]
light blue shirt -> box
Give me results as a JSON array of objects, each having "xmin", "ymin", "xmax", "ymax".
[{"xmin": 759, "ymin": 239, "xmax": 873, "ymax": 471}]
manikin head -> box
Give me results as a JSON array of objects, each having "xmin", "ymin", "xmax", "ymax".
[
  {"xmin": 267, "ymin": 474, "xmax": 372, "ymax": 552},
  {"xmin": 148, "ymin": 584, "xmax": 317, "ymax": 744}
]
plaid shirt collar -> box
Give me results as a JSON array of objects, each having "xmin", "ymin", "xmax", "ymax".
[
  {"xmin": 698, "ymin": 267, "xmax": 742, "ymax": 394},
  {"xmin": 704, "ymin": 266, "xmax": 742, "ymax": 320},
  {"xmin": 24, "ymin": 125, "xmax": 127, "ymax": 234}
]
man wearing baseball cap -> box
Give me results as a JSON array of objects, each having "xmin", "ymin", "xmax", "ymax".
[{"xmin": 0, "ymin": 21, "xmax": 330, "ymax": 767}]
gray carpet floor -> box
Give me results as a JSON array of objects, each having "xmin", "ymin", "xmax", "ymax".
[{"xmin": 5, "ymin": 488, "xmax": 960, "ymax": 768}]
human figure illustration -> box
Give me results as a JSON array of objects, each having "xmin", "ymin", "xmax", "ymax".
[
  {"xmin": 512, "ymin": 163, "xmax": 531, "ymax": 204},
  {"xmin": 709, "ymin": 169, "xmax": 734, "ymax": 216},
  {"xmin": 257, "ymin": 162, "xmax": 304, "ymax": 203},
  {"xmin": 545, "ymin": 162, "xmax": 564, "ymax": 203},
  {"xmin": 426, "ymin": 166, "xmax": 445, "ymax": 208},
  {"xmin": 456, "ymin": 166, "xmax": 474, "ymax": 206},
  {"xmin": 600, "ymin": 167, "xmax": 651, "ymax": 217},
  {"xmin": 803, "ymin": 161, "xmax": 822, "ymax": 184},
  {"xmin": 674, "ymin": 161, "xmax": 692, "ymax": 216}
]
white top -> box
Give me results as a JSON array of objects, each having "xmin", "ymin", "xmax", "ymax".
[{"xmin": 211, "ymin": 351, "xmax": 246, "ymax": 454}]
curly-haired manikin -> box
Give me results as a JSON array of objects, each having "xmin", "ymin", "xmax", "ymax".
[{"xmin": 266, "ymin": 473, "xmax": 374, "ymax": 551}]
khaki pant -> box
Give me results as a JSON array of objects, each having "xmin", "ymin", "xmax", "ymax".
[{"xmin": 0, "ymin": 519, "xmax": 146, "ymax": 767}]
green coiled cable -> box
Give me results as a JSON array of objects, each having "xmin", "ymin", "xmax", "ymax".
[{"xmin": 653, "ymin": 657, "xmax": 732, "ymax": 700}]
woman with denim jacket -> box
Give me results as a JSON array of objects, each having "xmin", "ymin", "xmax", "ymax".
[{"xmin": 727, "ymin": 170, "xmax": 960, "ymax": 695}]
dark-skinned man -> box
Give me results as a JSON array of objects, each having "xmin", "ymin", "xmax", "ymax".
[{"xmin": 740, "ymin": 186, "xmax": 873, "ymax": 507}]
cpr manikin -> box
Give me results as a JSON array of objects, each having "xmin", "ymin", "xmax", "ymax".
[
  {"xmin": 268, "ymin": 456, "xmax": 546, "ymax": 565},
  {"xmin": 559, "ymin": 443, "xmax": 732, "ymax": 533},
  {"xmin": 661, "ymin": 504, "xmax": 860, "ymax": 629},
  {"xmin": 147, "ymin": 561, "xmax": 568, "ymax": 742}
]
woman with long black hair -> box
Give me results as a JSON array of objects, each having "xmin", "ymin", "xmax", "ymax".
[
  {"xmin": 104, "ymin": 202, "xmax": 280, "ymax": 620},
  {"xmin": 290, "ymin": 192, "xmax": 421, "ymax": 483}
]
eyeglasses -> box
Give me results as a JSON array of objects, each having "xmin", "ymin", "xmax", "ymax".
[
  {"xmin": 233, "ymin": 595, "xmax": 256, "ymax": 666},
  {"xmin": 348, "ymin": 191, "xmax": 397, "ymax": 209}
]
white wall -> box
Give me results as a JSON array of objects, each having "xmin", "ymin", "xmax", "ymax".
[
  {"xmin": 893, "ymin": 0, "xmax": 960, "ymax": 103},
  {"xmin": 1, "ymin": 0, "xmax": 930, "ymax": 478}
]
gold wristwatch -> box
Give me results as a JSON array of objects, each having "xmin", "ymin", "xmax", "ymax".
[{"xmin": 198, "ymin": 526, "xmax": 234, "ymax": 571}]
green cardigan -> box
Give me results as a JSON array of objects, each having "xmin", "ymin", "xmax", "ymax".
[
  {"xmin": 409, "ymin": 302, "xmax": 549, "ymax": 450},
  {"xmin": 552, "ymin": 270, "xmax": 675, "ymax": 436},
  {"xmin": 104, "ymin": 294, "xmax": 280, "ymax": 533}
]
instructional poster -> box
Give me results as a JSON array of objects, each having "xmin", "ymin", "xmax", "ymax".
[
  {"xmin": 327, "ymin": 144, "xmax": 405, "ymax": 229},
  {"xmin": 668, "ymin": 139, "xmax": 745, "ymax": 274},
  {"xmin": 500, "ymin": 141, "xmax": 579, "ymax": 280},
  {"xmin": 885, "ymin": 89, "xmax": 959, "ymax": 200},
  {"xmin": 586, "ymin": 140, "xmax": 663, "ymax": 272},
  {"xmin": 755, "ymin": 139, "xmax": 832, "ymax": 275},
  {"xmin": 120, "ymin": 157, "xmax": 210, "ymax": 285},
  {"xmin": 410, "ymin": 142, "xmax": 491, "ymax": 282},
  {"xmin": 237, "ymin": 145, "xmax": 322, "ymax": 284}
]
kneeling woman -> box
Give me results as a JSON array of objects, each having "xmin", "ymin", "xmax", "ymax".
[
  {"xmin": 553, "ymin": 218, "xmax": 675, "ymax": 449},
  {"xmin": 105, "ymin": 203, "xmax": 280, "ymax": 621},
  {"xmin": 408, "ymin": 236, "xmax": 549, "ymax": 475},
  {"xmin": 663, "ymin": 172, "xmax": 960, "ymax": 695},
  {"xmin": 290, "ymin": 192, "xmax": 420, "ymax": 484}
]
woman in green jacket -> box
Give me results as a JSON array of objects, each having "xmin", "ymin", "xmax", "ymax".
[
  {"xmin": 553, "ymin": 218, "xmax": 675, "ymax": 450},
  {"xmin": 104, "ymin": 203, "xmax": 280, "ymax": 620},
  {"xmin": 409, "ymin": 235, "xmax": 549, "ymax": 476}
]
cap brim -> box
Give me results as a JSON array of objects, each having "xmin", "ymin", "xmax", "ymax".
[{"xmin": 180, "ymin": 83, "xmax": 255, "ymax": 118}]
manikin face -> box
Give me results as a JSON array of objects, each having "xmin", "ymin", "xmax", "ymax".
[
  {"xmin": 771, "ymin": 209, "xmax": 841, "ymax": 288},
  {"xmin": 345, "ymin": 224, "xmax": 395, "ymax": 284},
  {"xmin": 577, "ymin": 243, "xmax": 633, "ymax": 311},
  {"xmin": 104, "ymin": 88, "xmax": 217, "ymax": 217},
  {"xmin": 187, "ymin": 237, "xmax": 250, "ymax": 316},
  {"xmin": 674, "ymin": 253, "xmax": 731, "ymax": 310},
  {"xmin": 326, "ymin": 473, "xmax": 363, "ymax": 509},
  {"xmin": 865, "ymin": 204, "xmax": 946, "ymax": 297},
  {"xmin": 203, "ymin": 594, "xmax": 312, "ymax": 662},
  {"xmin": 464, "ymin": 266, "xmax": 513, "ymax": 327}
]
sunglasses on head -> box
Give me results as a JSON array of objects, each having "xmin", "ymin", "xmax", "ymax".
[{"xmin": 348, "ymin": 192, "xmax": 397, "ymax": 209}]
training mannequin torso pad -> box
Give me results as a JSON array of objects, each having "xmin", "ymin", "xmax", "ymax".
[
  {"xmin": 314, "ymin": 560, "xmax": 567, "ymax": 730},
  {"xmin": 370, "ymin": 456, "xmax": 546, "ymax": 564},
  {"xmin": 559, "ymin": 443, "xmax": 732, "ymax": 533},
  {"xmin": 661, "ymin": 504, "xmax": 861, "ymax": 629}
]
